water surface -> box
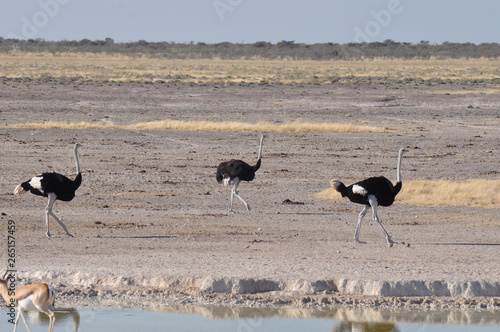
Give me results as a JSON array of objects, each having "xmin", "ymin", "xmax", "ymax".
[{"xmin": 1, "ymin": 305, "xmax": 499, "ymax": 331}]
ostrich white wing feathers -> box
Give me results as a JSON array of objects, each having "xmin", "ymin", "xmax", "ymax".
[
  {"xmin": 352, "ymin": 184, "xmax": 368, "ymax": 196},
  {"xmin": 29, "ymin": 176, "xmax": 43, "ymax": 190}
]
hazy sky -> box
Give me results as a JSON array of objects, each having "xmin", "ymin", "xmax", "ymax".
[{"xmin": 1, "ymin": 0, "xmax": 499, "ymax": 44}]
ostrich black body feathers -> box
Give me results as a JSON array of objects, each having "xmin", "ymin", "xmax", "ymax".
[
  {"xmin": 216, "ymin": 158, "xmax": 261, "ymax": 184},
  {"xmin": 19, "ymin": 172, "xmax": 81, "ymax": 202},
  {"xmin": 335, "ymin": 176, "xmax": 401, "ymax": 207}
]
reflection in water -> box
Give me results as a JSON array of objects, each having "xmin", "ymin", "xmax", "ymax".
[
  {"xmin": 333, "ymin": 321, "xmax": 399, "ymax": 332},
  {"xmin": 160, "ymin": 304, "xmax": 500, "ymax": 326},
  {"xmin": 3, "ymin": 304, "xmax": 499, "ymax": 332},
  {"xmin": 27, "ymin": 307, "xmax": 80, "ymax": 332}
]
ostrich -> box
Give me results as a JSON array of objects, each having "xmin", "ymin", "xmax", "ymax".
[
  {"xmin": 216, "ymin": 135, "xmax": 264, "ymax": 212},
  {"xmin": 14, "ymin": 143, "xmax": 82, "ymax": 238},
  {"xmin": 333, "ymin": 148, "xmax": 408, "ymax": 244}
]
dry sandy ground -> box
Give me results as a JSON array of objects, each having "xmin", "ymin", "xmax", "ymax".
[{"xmin": 0, "ymin": 81, "xmax": 499, "ymax": 309}]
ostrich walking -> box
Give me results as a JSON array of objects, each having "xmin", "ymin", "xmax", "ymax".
[
  {"xmin": 14, "ymin": 143, "xmax": 82, "ymax": 238},
  {"xmin": 333, "ymin": 148, "xmax": 408, "ymax": 244},
  {"xmin": 216, "ymin": 135, "xmax": 264, "ymax": 212}
]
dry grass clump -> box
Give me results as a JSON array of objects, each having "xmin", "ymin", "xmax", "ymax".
[
  {"xmin": 7, "ymin": 121, "xmax": 105, "ymax": 130},
  {"xmin": 398, "ymin": 179, "xmax": 500, "ymax": 208},
  {"xmin": 315, "ymin": 179, "xmax": 500, "ymax": 208},
  {"xmin": 125, "ymin": 119, "xmax": 387, "ymax": 133},
  {"xmin": 6, "ymin": 119, "xmax": 387, "ymax": 134}
]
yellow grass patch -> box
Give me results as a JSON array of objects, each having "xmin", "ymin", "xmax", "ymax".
[
  {"xmin": 6, "ymin": 119, "xmax": 387, "ymax": 134},
  {"xmin": 315, "ymin": 179, "xmax": 500, "ymax": 208},
  {"xmin": 398, "ymin": 179, "xmax": 500, "ymax": 208},
  {"xmin": 1, "ymin": 53, "xmax": 499, "ymax": 84}
]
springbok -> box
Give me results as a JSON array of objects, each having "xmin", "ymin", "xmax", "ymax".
[{"xmin": 0, "ymin": 271, "xmax": 56, "ymax": 332}]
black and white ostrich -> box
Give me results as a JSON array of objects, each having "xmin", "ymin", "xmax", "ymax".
[
  {"xmin": 14, "ymin": 143, "xmax": 82, "ymax": 238},
  {"xmin": 216, "ymin": 135, "xmax": 264, "ymax": 212},
  {"xmin": 333, "ymin": 148, "xmax": 408, "ymax": 244}
]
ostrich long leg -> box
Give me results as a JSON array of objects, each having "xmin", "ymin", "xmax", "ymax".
[
  {"xmin": 46, "ymin": 193, "xmax": 73, "ymax": 237},
  {"xmin": 229, "ymin": 185, "xmax": 234, "ymax": 212},
  {"xmin": 355, "ymin": 206, "xmax": 368, "ymax": 244},
  {"xmin": 48, "ymin": 210, "xmax": 73, "ymax": 237},
  {"xmin": 368, "ymin": 195, "xmax": 394, "ymax": 244},
  {"xmin": 44, "ymin": 194, "xmax": 56, "ymax": 238},
  {"xmin": 228, "ymin": 178, "xmax": 238, "ymax": 212},
  {"xmin": 232, "ymin": 178, "xmax": 250, "ymax": 211}
]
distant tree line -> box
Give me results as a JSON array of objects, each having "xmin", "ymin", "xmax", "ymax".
[{"xmin": 1, "ymin": 37, "xmax": 499, "ymax": 60}]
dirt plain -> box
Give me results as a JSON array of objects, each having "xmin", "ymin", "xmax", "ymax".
[{"xmin": 0, "ymin": 80, "xmax": 499, "ymax": 310}]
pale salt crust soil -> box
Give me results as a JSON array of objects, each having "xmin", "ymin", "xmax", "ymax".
[{"xmin": 0, "ymin": 82, "xmax": 499, "ymax": 310}]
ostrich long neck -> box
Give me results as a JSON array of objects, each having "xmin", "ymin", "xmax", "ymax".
[
  {"xmin": 74, "ymin": 145, "xmax": 81, "ymax": 175},
  {"xmin": 252, "ymin": 135, "xmax": 264, "ymax": 171},
  {"xmin": 257, "ymin": 135, "xmax": 264, "ymax": 161},
  {"xmin": 396, "ymin": 149, "xmax": 404, "ymax": 183}
]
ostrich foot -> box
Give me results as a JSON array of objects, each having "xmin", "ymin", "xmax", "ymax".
[
  {"xmin": 45, "ymin": 231, "xmax": 52, "ymax": 238},
  {"xmin": 355, "ymin": 238, "xmax": 367, "ymax": 244},
  {"xmin": 386, "ymin": 237, "xmax": 396, "ymax": 244},
  {"xmin": 245, "ymin": 204, "xmax": 251, "ymax": 211}
]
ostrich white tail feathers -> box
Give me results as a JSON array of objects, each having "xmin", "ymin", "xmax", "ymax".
[
  {"xmin": 14, "ymin": 184, "xmax": 27, "ymax": 195},
  {"xmin": 223, "ymin": 176, "xmax": 231, "ymax": 186}
]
